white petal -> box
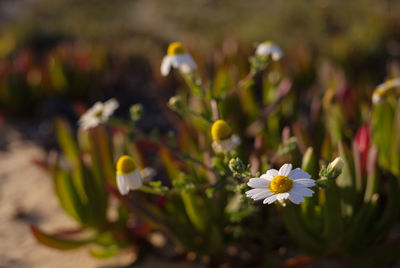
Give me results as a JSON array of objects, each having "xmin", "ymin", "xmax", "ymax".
[
  {"xmin": 255, "ymin": 44, "xmax": 270, "ymax": 56},
  {"xmin": 263, "ymin": 194, "xmax": 277, "ymax": 204},
  {"xmin": 79, "ymin": 117, "xmax": 101, "ymax": 130},
  {"xmin": 124, "ymin": 170, "xmax": 143, "ymax": 190},
  {"xmin": 288, "ymin": 192, "xmax": 305, "ymax": 204},
  {"xmin": 291, "ymin": 186, "xmax": 314, "ymax": 197},
  {"xmin": 264, "ymin": 169, "xmax": 279, "ymax": 180},
  {"xmin": 178, "ymin": 54, "xmax": 197, "ymax": 73},
  {"xmin": 271, "ymin": 49, "xmax": 283, "ymax": 61},
  {"xmin": 293, "ymin": 178, "xmax": 315, "ymax": 187},
  {"xmin": 212, "ymin": 141, "xmax": 224, "ymax": 153},
  {"xmin": 160, "ymin": 56, "xmax": 173, "ymax": 76},
  {"xmin": 89, "ymin": 102, "xmax": 104, "ymax": 113},
  {"xmin": 251, "ymin": 190, "xmax": 274, "ymax": 200},
  {"xmin": 288, "ymin": 168, "xmax": 311, "ymax": 180},
  {"xmin": 276, "ymin": 192, "xmax": 290, "ymax": 201},
  {"xmin": 231, "ymin": 135, "xmax": 241, "ymax": 146},
  {"xmin": 218, "ymin": 138, "xmax": 236, "ymax": 152},
  {"xmin": 102, "ymin": 98, "xmax": 119, "ymax": 118},
  {"xmin": 278, "ymin": 164, "xmax": 292, "ymax": 176},
  {"xmin": 247, "ymin": 178, "xmax": 269, "ymax": 188},
  {"xmin": 117, "ymin": 174, "xmax": 129, "ymax": 195},
  {"xmin": 260, "ymin": 173, "xmax": 273, "ymax": 181},
  {"xmin": 246, "ymin": 188, "xmax": 266, "ymax": 197}
]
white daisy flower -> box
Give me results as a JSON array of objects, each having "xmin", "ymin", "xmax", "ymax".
[
  {"xmin": 116, "ymin": 155, "xmax": 142, "ymax": 195},
  {"xmin": 246, "ymin": 163, "xmax": 315, "ymax": 205},
  {"xmin": 211, "ymin": 120, "xmax": 241, "ymax": 153},
  {"xmin": 161, "ymin": 42, "xmax": 197, "ymax": 76},
  {"xmin": 372, "ymin": 78, "xmax": 400, "ymax": 105},
  {"xmin": 255, "ymin": 41, "xmax": 283, "ymax": 61},
  {"xmin": 79, "ymin": 98, "xmax": 119, "ymax": 130}
]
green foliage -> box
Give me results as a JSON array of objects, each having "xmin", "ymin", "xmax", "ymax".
[{"xmin": 31, "ymin": 39, "xmax": 400, "ymax": 267}]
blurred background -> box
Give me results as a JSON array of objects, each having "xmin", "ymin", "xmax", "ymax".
[{"xmin": 1, "ymin": 0, "xmax": 400, "ymax": 267}]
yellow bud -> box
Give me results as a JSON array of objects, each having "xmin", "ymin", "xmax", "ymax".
[
  {"xmin": 211, "ymin": 120, "xmax": 232, "ymax": 141},
  {"xmin": 167, "ymin": 42, "xmax": 186, "ymax": 55},
  {"xmin": 116, "ymin": 155, "xmax": 137, "ymax": 175}
]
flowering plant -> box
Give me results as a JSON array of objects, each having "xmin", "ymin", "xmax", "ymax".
[{"xmin": 31, "ymin": 41, "xmax": 400, "ymax": 266}]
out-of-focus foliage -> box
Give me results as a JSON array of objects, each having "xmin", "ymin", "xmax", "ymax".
[
  {"xmin": 31, "ymin": 119, "xmax": 150, "ymax": 257},
  {"xmin": 0, "ymin": 40, "xmax": 106, "ymax": 114},
  {"xmin": 14, "ymin": 0, "xmax": 400, "ymax": 266},
  {"xmin": 30, "ymin": 37, "xmax": 400, "ymax": 266}
]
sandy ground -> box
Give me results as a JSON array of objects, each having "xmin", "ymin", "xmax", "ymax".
[{"xmin": 0, "ymin": 125, "xmax": 201, "ymax": 268}]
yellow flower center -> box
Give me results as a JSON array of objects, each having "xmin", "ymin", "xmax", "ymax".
[
  {"xmin": 262, "ymin": 40, "xmax": 273, "ymax": 46},
  {"xmin": 269, "ymin": 175, "xmax": 293, "ymax": 194},
  {"xmin": 116, "ymin": 155, "xmax": 137, "ymax": 175},
  {"xmin": 375, "ymin": 87, "xmax": 389, "ymax": 97},
  {"xmin": 94, "ymin": 109, "xmax": 103, "ymax": 118},
  {"xmin": 167, "ymin": 42, "xmax": 186, "ymax": 55},
  {"xmin": 211, "ymin": 120, "xmax": 232, "ymax": 141},
  {"xmin": 384, "ymin": 79, "xmax": 396, "ymax": 89}
]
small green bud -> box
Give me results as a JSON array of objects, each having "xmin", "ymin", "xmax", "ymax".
[
  {"xmin": 229, "ymin": 157, "xmax": 247, "ymax": 178},
  {"xmin": 237, "ymin": 183, "xmax": 248, "ymax": 194},
  {"xmin": 130, "ymin": 104, "xmax": 144, "ymax": 121},
  {"xmin": 168, "ymin": 95, "xmax": 184, "ymax": 113},
  {"xmin": 319, "ymin": 157, "xmax": 344, "ymax": 181}
]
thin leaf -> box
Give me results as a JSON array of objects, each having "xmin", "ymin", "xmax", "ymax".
[{"xmin": 30, "ymin": 225, "xmax": 91, "ymax": 250}]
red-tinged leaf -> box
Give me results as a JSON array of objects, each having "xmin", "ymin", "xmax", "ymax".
[
  {"xmin": 278, "ymin": 255, "xmax": 315, "ymax": 268},
  {"xmin": 30, "ymin": 158, "xmax": 50, "ymax": 172},
  {"xmin": 30, "ymin": 225, "xmax": 91, "ymax": 250}
]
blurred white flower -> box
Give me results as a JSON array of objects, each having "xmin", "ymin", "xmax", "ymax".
[
  {"xmin": 116, "ymin": 155, "xmax": 142, "ymax": 195},
  {"xmin": 372, "ymin": 78, "xmax": 400, "ymax": 105},
  {"xmin": 161, "ymin": 42, "xmax": 197, "ymax": 76},
  {"xmin": 79, "ymin": 98, "xmax": 119, "ymax": 130},
  {"xmin": 246, "ymin": 163, "xmax": 315, "ymax": 205},
  {"xmin": 255, "ymin": 41, "xmax": 283, "ymax": 61},
  {"xmin": 211, "ymin": 120, "xmax": 241, "ymax": 153}
]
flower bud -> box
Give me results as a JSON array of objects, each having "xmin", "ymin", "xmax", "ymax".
[
  {"xmin": 326, "ymin": 157, "xmax": 344, "ymax": 180},
  {"xmin": 229, "ymin": 157, "xmax": 246, "ymax": 177},
  {"xmin": 130, "ymin": 104, "xmax": 143, "ymax": 121},
  {"xmin": 168, "ymin": 96, "xmax": 184, "ymax": 113}
]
